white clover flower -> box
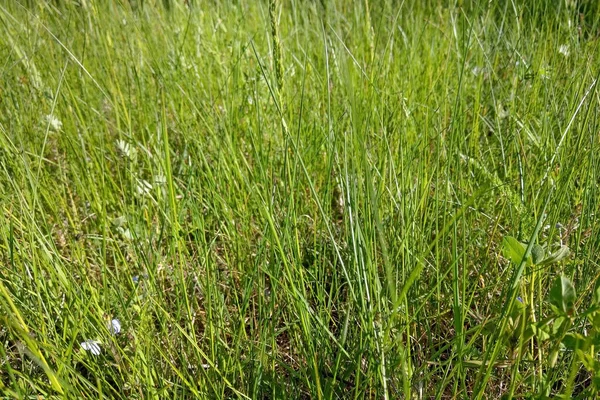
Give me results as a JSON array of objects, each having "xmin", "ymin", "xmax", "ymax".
[
  {"xmin": 45, "ymin": 114, "xmax": 62, "ymax": 131},
  {"xmin": 80, "ymin": 340, "xmax": 101, "ymax": 355},
  {"xmin": 558, "ymin": 44, "xmax": 570, "ymax": 57},
  {"xmin": 108, "ymin": 319, "xmax": 121, "ymax": 335}
]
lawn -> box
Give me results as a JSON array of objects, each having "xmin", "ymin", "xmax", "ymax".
[{"xmin": 1, "ymin": 0, "xmax": 600, "ymax": 398}]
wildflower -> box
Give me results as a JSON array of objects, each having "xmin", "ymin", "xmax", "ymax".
[
  {"xmin": 116, "ymin": 139, "xmax": 137, "ymax": 160},
  {"xmin": 136, "ymin": 179, "xmax": 153, "ymax": 196},
  {"xmin": 45, "ymin": 114, "xmax": 62, "ymax": 131},
  {"xmin": 517, "ymin": 296, "xmax": 523, "ymax": 303},
  {"xmin": 80, "ymin": 340, "xmax": 101, "ymax": 355},
  {"xmin": 133, "ymin": 273, "xmax": 148, "ymax": 284},
  {"xmin": 496, "ymin": 103, "xmax": 509, "ymax": 119},
  {"xmin": 515, "ymin": 59, "xmax": 528, "ymax": 68},
  {"xmin": 108, "ymin": 319, "xmax": 121, "ymax": 335},
  {"xmin": 154, "ymin": 174, "xmax": 166, "ymax": 186},
  {"xmin": 558, "ymin": 44, "xmax": 570, "ymax": 57},
  {"xmin": 118, "ymin": 227, "xmax": 133, "ymax": 240},
  {"xmin": 471, "ymin": 66, "xmax": 484, "ymax": 77}
]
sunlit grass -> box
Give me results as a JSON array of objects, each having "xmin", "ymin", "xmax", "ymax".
[{"xmin": 1, "ymin": 0, "xmax": 599, "ymax": 398}]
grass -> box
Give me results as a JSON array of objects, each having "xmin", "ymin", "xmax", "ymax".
[{"xmin": 1, "ymin": 0, "xmax": 599, "ymax": 398}]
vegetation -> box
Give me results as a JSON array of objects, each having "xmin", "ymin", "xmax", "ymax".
[{"xmin": 1, "ymin": 0, "xmax": 599, "ymax": 398}]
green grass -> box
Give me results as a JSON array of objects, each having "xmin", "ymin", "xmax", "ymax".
[{"xmin": 1, "ymin": 0, "xmax": 600, "ymax": 398}]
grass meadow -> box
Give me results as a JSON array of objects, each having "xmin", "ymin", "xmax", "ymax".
[{"xmin": 1, "ymin": 0, "xmax": 600, "ymax": 398}]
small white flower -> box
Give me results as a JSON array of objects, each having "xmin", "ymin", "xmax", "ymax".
[
  {"xmin": 117, "ymin": 227, "xmax": 133, "ymax": 241},
  {"xmin": 154, "ymin": 174, "xmax": 167, "ymax": 186},
  {"xmin": 496, "ymin": 103, "xmax": 509, "ymax": 119},
  {"xmin": 515, "ymin": 59, "xmax": 531, "ymax": 71},
  {"xmin": 117, "ymin": 140, "xmax": 130, "ymax": 157},
  {"xmin": 116, "ymin": 139, "xmax": 137, "ymax": 160},
  {"xmin": 45, "ymin": 114, "xmax": 62, "ymax": 131},
  {"xmin": 471, "ymin": 66, "xmax": 484, "ymax": 77},
  {"xmin": 80, "ymin": 340, "xmax": 101, "ymax": 355},
  {"xmin": 108, "ymin": 319, "xmax": 121, "ymax": 335},
  {"xmin": 558, "ymin": 44, "xmax": 570, "ymax": 57},
  {"xmin": 136, "ymin": 179, "xmax": 153, "ymax": 196}
]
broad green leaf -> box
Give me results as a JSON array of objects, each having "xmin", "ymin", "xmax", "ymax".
[
  {"xmin": 531, "ymin": 323, "xmax": 550, "ymax": 341},
  {"xmin": 562, "ymin": 333, "xmax": 589, "ymax": 351},
  {"xmin": 531, "ymin": 244, "xmax": 545, "ymax": 265},
  {"xmin": 549, "ymin": 348, "xmax": 559, "ymax": 367},
  {"xmin": 502, "ymin": 236, "xmax": 528, "ymax": 265},
  {"xmin": 549, "ymin": 275, "xmax": 576, "ymax": 316},
  {"xmin": 522, "ymin": 324, "xmax": 535, "ymax": 342},
  {"xmin": 551, "ymin": 316, "xmax": 570, "ymax": 335},
  {"xmin": 579, "ymin": 350, "xmax": 600, "ymax": 372},
  {"xmin": 539, "ymin": 245, "xmax": 570, "ymax": 266}
]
